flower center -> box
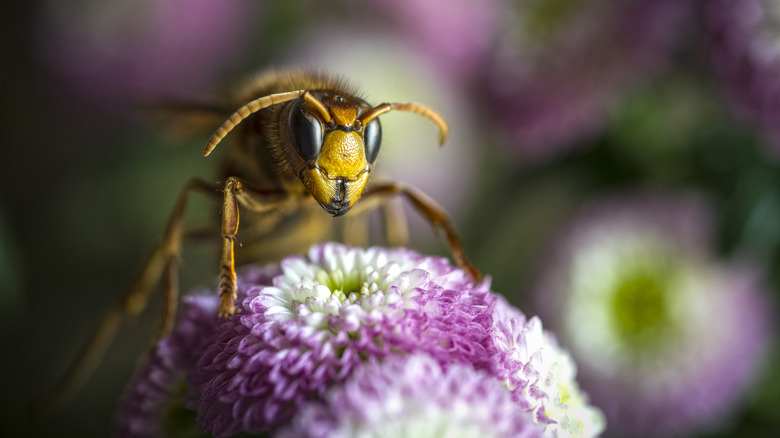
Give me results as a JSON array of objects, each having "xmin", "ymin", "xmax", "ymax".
[
  {"xmin": 313, "ymin": 266, "xmax": 383, "ymax": 304},
  {"xmin": 609, "ymin": 265, "xmax": 672, "ymax": 346}
]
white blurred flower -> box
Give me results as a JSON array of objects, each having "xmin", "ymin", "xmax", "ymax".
[{"xmin": 535, "ymin": 193, "xmax": 774, "ymax": 437}]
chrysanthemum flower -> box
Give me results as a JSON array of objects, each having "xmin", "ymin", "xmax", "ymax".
[
  {"xmin": 534, "ymin": 193, "xmax": 774, "ymax": 437},
  {"xmin": 482, "ymin": 0, "xmax": 687, "ymax": 161},
  {"xmin": 114, "ymin": 266, "xmax": 279, "ymax": 437},
  {"xmin": 493, "ymin": 298, "xmax": 606, "ymax": 437},
  {"xmin": 183, "ymin": 244, "xmax": 499, "ymax": 436},
  {"xmin": 117, "ymin": 243, "xmax": 604, "ymax": 437},
  {"xmin": 277, "ymin": 354, "xmax": 545, "ymax": 438},
  {"xmin": 706, "ymin": 0, "xmax": 780, "ymax": 153}
]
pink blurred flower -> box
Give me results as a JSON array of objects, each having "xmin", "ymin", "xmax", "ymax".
[
  {"xmin": 706, "ymin": 0, "xmax": 780, "ymax": 155},
  {"xmin": 35, "ymin": 0, "xmax": 259, "ymax": 103},
  {"xmin": 482, "ymin": 0, "xmax": 687, "ymax": 162}
]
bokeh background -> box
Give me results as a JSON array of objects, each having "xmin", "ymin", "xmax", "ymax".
[{"xmin": 2, "ymin": 1, "xmax": 779, "ymax": 437}]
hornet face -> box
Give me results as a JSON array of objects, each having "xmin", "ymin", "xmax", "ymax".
[
  {"xmin": 202, "ymin": 86, "xmax": 447, "ymax": 218},
  {"xmin": 287, "ymin": 93, "xmax": 381, "ymax": 217}
]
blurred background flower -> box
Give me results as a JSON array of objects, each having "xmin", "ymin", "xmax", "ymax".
[
  {"xmin": 360, "ymin": 0, "xmax": 690, "ymax": 162},
  {"xmin": 706, "ymin": 0, "xmax": 780, "ymax": 156},
  {"xmin": 480, "ymin": 0, "xmax": 689, "ymax": 162},
  {"xmin": 358, "ymin": 0, "xmax": 499, "ymax": 84},
  {"xmin": 4, "ymin": 0, "xmax": 780, "ymax": 437},
  {"xmin": 34, "ymin": 0, "xmax": 259, "ymax": 105},
  {"xmin": 532, "ymin": 193, "xmax": 774, "ymax": 437}
]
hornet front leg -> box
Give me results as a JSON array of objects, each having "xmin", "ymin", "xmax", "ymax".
[{"xmin": 217, "ymin": 177, "xmax": 290, "ymax": 317}]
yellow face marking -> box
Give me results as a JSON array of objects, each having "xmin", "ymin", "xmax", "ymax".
[
  {"xmin": 345, "ymin": 171, "xmax": 370, "ymax": 207},
  {"xmin": 300, "ymin": 168, "xmax": 336, "ymax": 207},
  {"xmin": 299, "ymin": 166, "xmax": 370, "ymax": 213},
  {"xmin": 318, "ymin": 130, "xmax": 367, "ymax": 179},
  {"xmin": 297, "ymin": 100, "xmax": 371, "ymax": 215}
]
